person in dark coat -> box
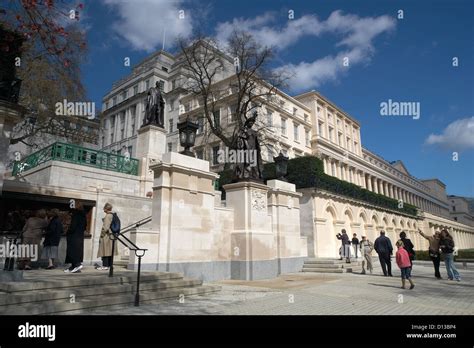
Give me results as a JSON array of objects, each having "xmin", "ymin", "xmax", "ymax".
[
  {"xmin": 41, "ymin": 209, "xmax": 64, "ymax": 269},
  {"xmin": 439, "ymin": 229, "xmax": 461, "ymax": 281},
  {"xmin": 374, "ymin": 230, "xmax": 393, "ymax": 276},
  {"xmin": 336, "ymin": 229, "xmax": 351, "ymax": 263},
  {"xmin": 64, "ymin": 201, "xmax": 87, "ymax": 273},
  {"xmin": 352, "ymin": 233, "xmax": 360, "ymax": 258},
  {"xmin": 399, "ymin": 231, "xmax": 415, "ymax": 267}
]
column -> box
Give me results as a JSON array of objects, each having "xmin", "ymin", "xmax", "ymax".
[
  {"xmin": 360, "ymin": 171, "xmax": 366, "ymax": 188},
  {"xmin": 367, "ymin": 175, "xmax": 372, "ymax": 191},
  {"xmin": 383, "ymin": 182, "xmax": 388, "ymax": 197},
  {"xmin": 377, "ymin": 179, "xmax": 383, "ymax": 195},
  {"xmin": 372, "ymin": 177, "xmax": 378, "ymax": 193},
  {"xmin": 323, "ymin": 157, "xmax": 329, "ymax": 174}
]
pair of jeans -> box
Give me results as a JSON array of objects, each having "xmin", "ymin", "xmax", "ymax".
[
  {"xmin": 353, "ymin": 245, "xmax": 358, "ymax": 258},
  {"xmin": 430, "ymin": 254, "xmax": 441, "ymax": 278},
  {"xmin": 378, "ymin": 252, "xmax": 392, "ymax": 276},
  {"xmin": 444, "ymin": 253, "xmax": 460, "ymax": 280}
]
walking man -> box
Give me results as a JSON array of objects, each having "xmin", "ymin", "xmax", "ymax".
[
  {"xmin": 352, "ymin": 233, "xmax": 360, "ymax": 259},
  {"xmin": 374, "ymin": 231, "xmax": 393, "ymax": 276}
]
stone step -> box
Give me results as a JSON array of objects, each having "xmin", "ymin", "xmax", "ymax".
[
  {"xmin": 0, "ymin": 278, "xmax": 202, "ymax": 307},
  {"xmin": 302, "ymin": 268, "xmax": 344, "ymax": 273},
  {"xmin": 302, "ymin": 263, "xmax": 343, "ymax": 269},
  {"xmin": 0, "ymin": 284, "xmax": 221, "ymax": 315},
  {"xmin": 0, "ymin": 271, "xmax": 184, "ymax": 293}
]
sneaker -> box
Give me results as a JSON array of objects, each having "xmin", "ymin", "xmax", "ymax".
[
  {"xmin": 409, "ymin": 284, "xmax": 415, "ymax": 290},
  {"xmin": 64, "ymin": 269, "xmax": 71, "ymax": 273},
  {"xmin": 71, "ymin": 265, "xmax": 83, "ymax": 273},
  {"xmin": 97, "ymin": 266, "xmax": 109, "ymax": 271},
  {"xmin": 456, "ymin": 278, "xmax": 461, "ymax": 282}
]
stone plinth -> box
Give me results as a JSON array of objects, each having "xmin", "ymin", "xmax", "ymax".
[
  {"xmin": 267, "ymin": 179, "xmax": 306, "ymax": 274},
  {"xmin": 136, "ymin": 125, "xmax": 167, "ymax": 196},
  {"xmin": 223, "ymin": 181, "xmax": 274, "ymax": 280}
]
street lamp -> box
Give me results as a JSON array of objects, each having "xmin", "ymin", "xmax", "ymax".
[
  {"xmin": 274, "ymin": 152, "xmax": 289, "ymax": 181},
  {"xmin": 177, "ymin": 120, "xmax": 199, "ymax": 157}
]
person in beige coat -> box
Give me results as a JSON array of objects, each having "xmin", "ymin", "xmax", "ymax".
[
  {"xmin": 96, "ymin": 203, "xmax": 118, "ymax": 270},
  {"xmin": 19, "ymin": 209, "xmax": 48, "ymax": 270}
]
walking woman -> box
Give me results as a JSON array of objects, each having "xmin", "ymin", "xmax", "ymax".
[
  {"xmin": 64, "ymin": 201, "xmax": 87, "ymax": 273},
  {"xmin": 439, "ymin": 229, "xmax": 461, "ymax": 281},
  {"xmin": 360, "ymin": 235, "xmax": 374, "ymax": 274},
  {"xmin": 399, "ymin": 231, "xmax": 415, "ymax": 267},
  {"xmin": 97, "ymin": 203, "xmax": 118, "ymax": 270},
  {"xmin": 41, "ymin": 209, "xmax": 64, "ymax": 269}
]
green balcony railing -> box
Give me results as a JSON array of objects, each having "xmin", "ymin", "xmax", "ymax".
[{"xmin": 12, "ymin": 142, "xmax": 139, "ymax": 176}]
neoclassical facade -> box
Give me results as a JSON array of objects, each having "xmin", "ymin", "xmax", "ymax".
[{"xmin": 99, "ymin": 46, "xmax": 474, "ymax": 258}]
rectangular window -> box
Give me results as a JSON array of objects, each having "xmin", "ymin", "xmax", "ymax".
[
  {"xmin": 293, "ymin": 123, "xmax": 299, "ymax": 141},
  {"xmin": 145, "ymin": 80, "xmax": 150, "ymax": 91},
  {"xmin": 304, "ymin": 113, "xmax": 309, "ymax": 123},
  {"xmin": 338, "ymin": 132, "xmax": 343, "ymax": 146},
  {"xmin": 347, "ymin": 137, "xmax": 351, "ymax": 151},
  {"xmin": 267, "ymin": 112, "xmax": 273, "ymax": 127},
  {"xmin": 167, "ymin": 142, "xmax": 173, "ymax": 153},
  {"xmin": 305, "ymin": 130, "xmax": 310, "ymax": 146},
  {"xmin": 213, "ymin": 109, "xmax": 220, "ymax": 128},
  {"xmin": 354, "ymin": 141, "xmax": 358, "ymax": 154},
  {"xmin": 281, "ymin": 118, "xmax": 287, "ymax": 135},
  {"xmin": 120, "ymin": 128, "xmax": 124, "ymax": 140},
  {"xmin": 133, "ymin": 85, "xmax": 138, "ymax": 96},
  {"xmin": 121, "ymin": 90, "xmax": 127, "ymax": 101},
  {"xmin": 113, "ymin": 97, "xmax": 117, "ymax": 106},
  {"xmin": 111, "ymin": 132, "xmax": 114, "ymax": 143},
  {"xmin": 212, "ymin": 146, "xmax": 220, "ymax": 165},
  {"xmin": 318, "ymin": 122, "xmax": 324, "ymax": 137},
  {"xmin": 229, "ymin": 104, "xmax": 238, "ymax": 122},
  {"xmin": 197, "ymin": 118, "xmax": 204, "ymax": 135},
  {"xmin": 169, "ymin": 119, "xmax": 173, "ymax": 132},
  {"xmin": 158, "ymin": 80, "xmax": 165, "ymax": 91}
]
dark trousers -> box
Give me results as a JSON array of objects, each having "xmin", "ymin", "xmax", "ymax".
[
  {"xmin": 102, "ymin": 256, "xmax": 112, "ymax": 267},
  {"xmin": 430, "ymin": 255, "xmax": 441, "ymax": 278},
  {"xmin": 378, "ymin": 253, "xmax": 392, "ymax": 276}
]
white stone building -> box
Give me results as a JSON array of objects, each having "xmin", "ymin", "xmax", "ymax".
[{"xmin": 97, "ymin": 46, "xmax": 474, "ymax": 260}]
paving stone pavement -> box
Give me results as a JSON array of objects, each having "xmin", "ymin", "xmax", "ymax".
[{"xmin": 83, "ymin": 261, "xmax": 474, "ymax": 315}]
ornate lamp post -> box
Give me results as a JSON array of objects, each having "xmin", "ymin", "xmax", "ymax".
[
  {"xmin": 274, "ymin": 152, "xmax": 289, "ymax": 181},
  {"xmin": 177, "ymin": 120, "xmax": 199, "ymax": 157}
]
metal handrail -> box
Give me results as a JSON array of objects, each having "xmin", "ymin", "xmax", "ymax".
[
  {"xmin": 12, "ymin": 142, "xmax": 139, "ymax": 176},
  {"xmin": 106, "ymin": 216, "xmax": 152, "ymax": 306}
]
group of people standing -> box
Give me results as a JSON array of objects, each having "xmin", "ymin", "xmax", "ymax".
[
  {"xmin": 15, "ymin": 202, "xmax": 117, "ymax": 273},
  {"xmin": 335, "ymin": 227, "xmax": 462, "ymax": 289}
]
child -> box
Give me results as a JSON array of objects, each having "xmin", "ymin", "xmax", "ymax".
[{"xmin": 396, "ymin": 240, "xmax": 415, "ymax": 289}]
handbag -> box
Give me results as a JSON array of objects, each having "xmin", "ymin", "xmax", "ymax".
[{"xmin": 428, "ymin": 249, "xmax": 439, "ymax": 258}]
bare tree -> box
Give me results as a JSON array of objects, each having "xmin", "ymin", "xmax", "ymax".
[
  {"xmin": 1, "ymin": 0, "xmax": 88, "ymax": 147},
  {"xmin": 177, "ymin": 31, "xmax": 290, "ymax": 151}
]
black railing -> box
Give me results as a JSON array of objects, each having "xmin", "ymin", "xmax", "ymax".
[{"xmin": 107, "ymin": 216, "xmax": 152, "ymax": 306}]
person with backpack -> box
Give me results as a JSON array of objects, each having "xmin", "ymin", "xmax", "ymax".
[{"xmin": 97, "ymin": 203, "xmax": 118, "ymax": 271}]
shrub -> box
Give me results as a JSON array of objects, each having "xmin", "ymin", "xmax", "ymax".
[{"xmin": 216, "ymin": 155, "xmax": 418, "ymax": 217}]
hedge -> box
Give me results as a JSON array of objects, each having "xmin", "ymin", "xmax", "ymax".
[
  {"xmin": 216, "ymin": 155, "xmax": 418, "ymax": 217},
  {"xmin": 415, "ymin": 249, "xmax": 474, "ymax": 261}
]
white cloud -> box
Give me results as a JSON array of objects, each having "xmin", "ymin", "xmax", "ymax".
[
  {"xmin": 103, "ymin": 0, "xmax": 193, "ymax": 52},
  {"xmin": 216, "ymin": 10, "xmax": 396, "ymax": 91},
  {"xmin": 425, "ymin": 117, "xmax": 474, "ymax": 151}
]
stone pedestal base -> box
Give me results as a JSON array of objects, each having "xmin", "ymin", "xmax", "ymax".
[
  {"xmin": 224, "ymin": 181, "xmax": 274, "ymax": 280},
  {"xmin": 136, "ymin": 125, "xmax": 167, "ymax": 196}
]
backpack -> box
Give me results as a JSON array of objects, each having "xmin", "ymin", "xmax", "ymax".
[{"xmin": 110, "ymin": 213, "xmax": 121, "ymax": 235}]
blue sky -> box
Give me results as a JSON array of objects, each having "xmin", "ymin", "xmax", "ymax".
[{"xmin": 80, "ymin": 0, "xmax": 473, "ymax": 196}]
